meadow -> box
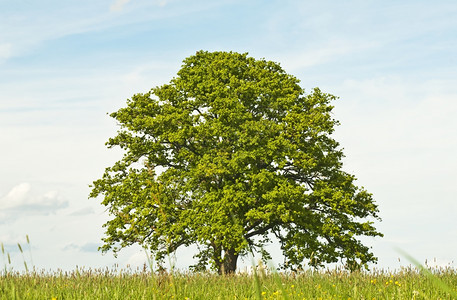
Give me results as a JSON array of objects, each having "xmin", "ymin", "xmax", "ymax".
[
  {"xmin": 2, "ymin": 239, "xmax": 457, "ymax": 299},
  {"xmin": 1, "ymin": 265, "xmax": 457, "ymax": 299}
]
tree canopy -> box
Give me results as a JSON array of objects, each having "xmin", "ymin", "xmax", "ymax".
[{"xmin": 90, "ymin": 51, "xmax": 382, "ymax": 274}]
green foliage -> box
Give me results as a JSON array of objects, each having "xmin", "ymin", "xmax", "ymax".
[{"xmin": 90, "ymin": 51, "xmax": 382, "ymax": 273}]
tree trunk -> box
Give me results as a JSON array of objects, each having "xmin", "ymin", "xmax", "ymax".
[
  {"xmin": 220, "ymin": 248, "xmax": 239, "ymax": 275},
  {"xmin": 212, "ymin": 242, "xmax": 239, "ymax": 275}
]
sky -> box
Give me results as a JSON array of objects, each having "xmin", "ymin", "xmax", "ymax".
[{"xmin": 1, "ymin": 0, "xmax": 456, "ymax": 273}]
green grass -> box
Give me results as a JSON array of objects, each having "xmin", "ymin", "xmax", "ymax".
[
  {"xmin": 1, "ymin": 266, "xmax": 457, "ymax": 299},
  {"xmin": 2, "ymin": 239, "xmax": 457, "ymax": 299}
]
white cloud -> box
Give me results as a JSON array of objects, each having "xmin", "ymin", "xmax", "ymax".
[
  {"xmin": 0, "ymin": 183, "xmax": 68, "ymax": 221},
  {"xmin": 0, "ymin": 183, "xmax": 32, "ymax": 210},
  {"xmin": 110, "ymin": 0, "xmax": 132, "ymax": 12}
]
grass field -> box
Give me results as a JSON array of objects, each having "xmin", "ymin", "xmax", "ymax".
[
  {"xmin": 1, "ymin": 266, "xmax": 457, "ymax": 299},
  {"xmin": 2, "ymin": 239, "xmax": 457, "ymax": 299}
]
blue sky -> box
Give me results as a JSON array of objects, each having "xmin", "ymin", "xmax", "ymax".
[{"xmin": 1, "ymin": 0, "xmax": 456, "ymax": 272}]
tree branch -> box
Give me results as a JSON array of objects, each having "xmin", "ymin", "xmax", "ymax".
[
  {"xmin": 244, "ymin": 223, "xmax": 275, "ymax": 239},
  {"xmin": 244, "ymin": 220, "xmax": 262, "ymax": 233}
]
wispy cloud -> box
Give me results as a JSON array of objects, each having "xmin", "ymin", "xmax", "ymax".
[
  {"xmin": 155, "ymin": 0, "xmax": 169, "ymax": 7},
  {"xmin": 110, "ymin": 0, "xmax": 132, "ymax": 12},
  {"xmin": 281, "ymin": 39, "xmax": 379, "ymax": 71},
  {"xmin": 68, "ymin": 207, "xmax": 95, "ymax": 216},
  {"xmin": 110, "ymin": 0, "xmax": 169, "ymax": 12},
  {"xmin": 0, "ymin": 43, "xmax": 12, "ymax": 63},
  {"xmin": 63, "ymin": 242, "xmax": 101, "ymax": 253},
  {"xmin": 0, "ymin": 0, "xmax": 455, "ymax": 273}
]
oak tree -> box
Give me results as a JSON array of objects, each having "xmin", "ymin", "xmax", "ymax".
[{"xmin": 90, "ymin": 51, "xmax": 382, "ymax": 274}]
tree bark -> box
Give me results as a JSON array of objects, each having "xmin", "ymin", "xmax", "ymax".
[
  {"xmin": 221, "ymin": 248, "xmax": 238, "ymax": 275},
  {"xmin": 212, "ymin": 242, "xmax": 239, "ymax": 275}
]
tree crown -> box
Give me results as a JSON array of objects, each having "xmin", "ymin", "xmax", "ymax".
[{"xmin": 90, "ymin": 51, "xmax": 382, "ymax": 273}]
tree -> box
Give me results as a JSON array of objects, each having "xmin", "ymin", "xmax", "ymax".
[{"xmin": 90, "ymin": 51, "xmax": 382, "ymax": 274}]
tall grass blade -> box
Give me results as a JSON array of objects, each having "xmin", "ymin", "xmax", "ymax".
[
  {"xmin": 143, "ymin": 246, "xmax": 154, "ymax": 273},
  {"xmin": 1, "ymin": 242, "xmax": 6, "ymax": 275},
  {"xmin": 26, "ymin": 234, "xmax": 34, "ymax": 269},
  {"xmin": 17, "ymin": 242, "xmax": 29, "ymax": 273},
  {"xmin": 251, "ymin": 258, "xmax": 263, "ymax": 300}
]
